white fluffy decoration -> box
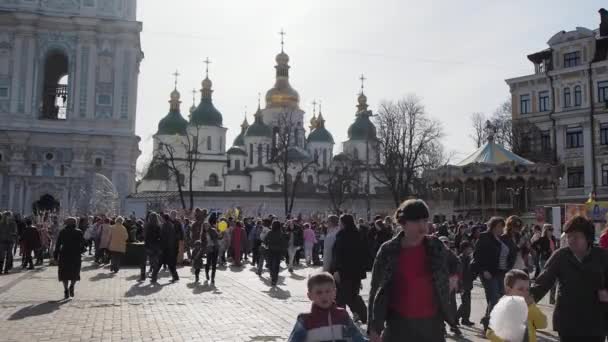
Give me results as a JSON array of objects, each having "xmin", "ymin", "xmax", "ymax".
[{"xmin": 489, "ymin": 296, "xmax": 528, "ymax": 342}]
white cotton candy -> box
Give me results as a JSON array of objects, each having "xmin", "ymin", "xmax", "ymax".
[{"xmin": 489, "ymin": 296, "xmax": 528, "ymax": 342}]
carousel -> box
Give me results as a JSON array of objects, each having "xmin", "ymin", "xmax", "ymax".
[{"xmin": 425, "ymin": 122, "xmax": 562, "ymax": 220}]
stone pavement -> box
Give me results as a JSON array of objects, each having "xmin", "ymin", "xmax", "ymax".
[{"xmin": 0, "ymin": 256, "xmax": 559, "ymax": 342}]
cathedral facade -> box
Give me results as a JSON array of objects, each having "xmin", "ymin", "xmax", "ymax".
[
  {"xmin": 135, "ymin": 44, "xmax": 390, "ymax": 218},
  {"xmin": 0, "ymin": 0, "xmax": 143, "ymax": 214}
]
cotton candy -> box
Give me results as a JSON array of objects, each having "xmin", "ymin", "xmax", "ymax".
[{"xmin": 489, "ymin": 296, "xmax": 528, "ymax": 342}]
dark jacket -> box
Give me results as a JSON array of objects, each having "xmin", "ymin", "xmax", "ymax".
[
  {"xmin": 23, "ymin": 225, "xmax": 41, "ymax": 250},
  {"xmin": 368, "ymin": 232, "xmax": 456, "ymax": 334},
  {"xmin": 500, "ymin": 232, "xmax": 521, "ymax": 269},
  {"xmin": 144, "ymin": 222, "xmax": 162, "ymax": 251},
  {"xmin": 472, "ymin": 231, "xmax": 515, "ymax": 276},
  {"xmin": 265, "ymin": 229, "xmax": 287, "ymax": 253},
  {"xmin": 332, "ymin": 226, "xmax": 367, "ymax": 278},
  {"xmin": 54, "ymin": 224, "xmax": 85, "ymax": 281},
  {"xmin": 161, "ymin": 221, "xmax": 179, "ymax": 252},
  {"xmin": 459, "ymin": 253, "xmax": 474, "ymax": 291},
  {"xmin": 531, "ymin": 247, "xmax": 608, "ymax": 337},
  {"xmin": 532, "ymin": 235, "xmax": 557, "ymax": 261},
  {"xmin": 203, "ymin": 227, "xmax": 219, "ymax": 252}
]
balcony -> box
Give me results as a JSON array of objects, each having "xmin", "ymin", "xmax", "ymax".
[{"xmin": 40, "ymin": 84, "xmax": 67, "ymax": 120}]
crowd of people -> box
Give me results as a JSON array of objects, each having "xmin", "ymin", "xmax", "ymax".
[{"xmin": 1, "ymin": 199, "xmax": 608, "ymax": 341}]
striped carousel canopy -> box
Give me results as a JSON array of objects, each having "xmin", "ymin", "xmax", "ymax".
[{"xmin": 457, "ymin": 122, "xmax": 534, "ymax": 166}]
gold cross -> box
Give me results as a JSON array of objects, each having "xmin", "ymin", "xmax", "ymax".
[
  {"xmin": 279, "ymin": 29, "xmax": 286, "ymax": 52},
  {"xmin": 203, "ymin": 57, "xmax": 211, "ymax": 77},
  {"xmin": 311, "ymin": 99, "xmax": 317, "ymax": 115},
  {"xmin": 172, "ymin": 70, "xmax": 180, "ymax": 89},
  {"xmin": 359, "ymin": 74, "xmax": 366, "ymax": 93}
]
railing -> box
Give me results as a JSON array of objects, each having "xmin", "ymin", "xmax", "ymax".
[{"xmin": 40, "ymin": 84, "xmax": 67, "ymax": 120}]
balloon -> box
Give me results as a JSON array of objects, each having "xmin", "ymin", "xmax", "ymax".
[{"xmin": 218, "ymin": 221, "xmax": 228, "ymax": 232}]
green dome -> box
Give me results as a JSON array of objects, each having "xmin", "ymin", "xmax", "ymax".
[
  {"xmin": 347, "ymin": 111, "xmax": 377, "ymax": 140},
  {"xmin": 227, "ymin": 146, "xmax": 247, "ymax": 156},
  {"xmin": 308, "ymin": 127, "xmax": 334, "ymax": 143},
  {"xmin": 233, "ymin": 132, "xmax": 245, "ymax": 146},
  {"xmin": 190, "ymin": 98, "xmax": 223, "ymax": 127},
  {"xmin": 157, "ymin": 110, "xmax": 188, "ymax": 135},
  {"xmin": 245, "ymin": 109, "xmax": 272, "ymax": 138}
]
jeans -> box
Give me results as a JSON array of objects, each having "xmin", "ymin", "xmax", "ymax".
[
  {"xmin": 0, "ymin": 241, "xmax": 13, "ymax": 272},
  {"xmin": 23, "ymin": 248, "xmax": 34, "ymax": 269},
  {"xmin": 304, "ymin": 243, "xmax": 314, "ymax": 264},
  {"xmin": 267, "ymin": 250, "xmax": 282, "ymax": 285},
  {"xmin": 481, "ymin": 272, "xmax": 505, "ymax": 328},
  {"xmin": 205, "ymin": 249, "xmax": 218, "ymax": 281},
  {"xmin": 456, "ymin": 289, "xmax": 472, "ymax": 322},
  {"xmin": 257, "ymin": 248, "xmax": 266, "ymax": 274},
  {"xmin": 148, "ymin": 249, "xmax": 161, "ymax": 282},
  {"xmin": 287, "ymin": 246, "xmax": 300, "ymax": 269}
]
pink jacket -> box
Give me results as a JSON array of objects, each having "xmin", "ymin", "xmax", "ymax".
[{"xmin": 303, "ymin": 228, "xmax": 317, "ymax": 245}]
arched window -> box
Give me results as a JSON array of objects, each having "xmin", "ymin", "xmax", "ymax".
[
  {"xmin": 563, "ymin": 87, "xmax": 571, "ymax": 108},
  {"xmin": 207, "ymin": 136, "xmax": 212, "ymax": 150},
  {"xmin": 257, "ymin": 144, "xmax": 263, "ymax": 165},
  {"xmin": 42, "ymin": 164, "xmax": 55, "ymax": 177},
  {"xmin": 249, "ymin": 144, "xmax": 253, "ymax": 164},
  {"xmin": 574, "ymin": 86, "xmax": 582, "ymax": 106},
  {"xmin": 266, "ymin": 144, "xmax": 270, "ymax": 162},
  {"xmin": 314, "ymin": 149, "xmax": 319, "ymax": 163},
  {"xmin": 235, "ymin": 159, "xmax": 241, "ymax": 170},
  {"xmin": 41, "ymin": 51, "xmax": 69, "ymax": 120},
  {"xmin": 219, "ymin": 136, "xmax": 223, "ymax": 152},
  {"xmin": 307, "ymin": 175, "xmax": 314, "ymax": 184},
  {"xmin": 208, "ymin": 173, "xmax": 219, "ymax": 187},
  {"xmin": 322, "ymin": 149, "xmax": 327, "ymax": 169},
  {"xmin": 353, "ymin": 148, "xmax": 359, "ymax": 160}
]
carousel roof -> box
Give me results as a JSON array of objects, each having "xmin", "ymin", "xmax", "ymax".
[{"xmin": 457, "ymin": 137, "xmax": 533, "ymax": 166}]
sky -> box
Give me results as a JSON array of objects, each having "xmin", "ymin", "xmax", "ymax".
[{"xmin": 134, "ymin": 0, "xmax": 607, "ymax": 171}]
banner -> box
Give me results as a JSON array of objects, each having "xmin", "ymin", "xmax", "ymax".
[{"xmin": 564, "ymin": 203, "xmax": 588, "ymax": 222}]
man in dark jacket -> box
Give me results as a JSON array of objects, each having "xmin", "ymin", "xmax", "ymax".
[
  {"xmin": 0, "ymin": 211, "xmax": 17, "ymax": 274},
  {"xmin": 264, "ymin": 220, "xmax": 287, "ymax": 286},
  {"xmin": 332, "ymin": 214, "xmax": 368, "ymax": 324},
  {"xmin": 160, "ymin": 213, "xmax": 180, "ymax": 282},
  {"xmin": 531, "ymin": 215, "xmax": 608, "ymax": 342},
  {"xmin": 22, "ymin": 217, "xmax": 41, "ymax": 270}
]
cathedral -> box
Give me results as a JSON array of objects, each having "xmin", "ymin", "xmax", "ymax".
[
  {"xmin": 0, "ymin": 0, "xmax": 142, "ymax": 215},
  {"xmin": 134, "ymin": 41, "xmax": 392, "ymax": 218}
]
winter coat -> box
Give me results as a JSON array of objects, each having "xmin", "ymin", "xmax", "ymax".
[
  {"xmin": 332, "ymin": 226, "xmax": 367, "ymax": 279},
  {"xmin": 203, "ymin": 227, "xmax": 220, "ymax": 252},
  {"xmin": 191, "ymin": 243, "xmax": 204, "ymax": 270},
  {"xmin": 288, "ymin": 304, "xmax": 368, "ymax": 342},
  {"xmin": 368, "ymin": 232, "xmax": 456, "ymax": 334},
  {"xmin": 471, "ymin": 231, "xmax": 515, "ymax": 276},
  {"xmin": 54, "ymin": 224, "xmax": 85, "ymax": 281},
  {"xmin": 144, "ymin": 222, "xmax": 162, "ymax": 251},
  {"xmin": 532, "ymin": 236, "xmax": 557, "ymax": 261},
  {"xmin": 191, "ymin": 220, "xmax": 203, "ymax": 242},
  {"xmin": 264, "ymin": 229, "xmax": 287, "ymax": 253},
  {"xmin": 303, "ymin": 228, "xmax": 317, "ymax": 246},
  {"xmin": 531, "ymin": 246, "xmax": 608, "ymax": 337},
  {"xmin": 459, "ymin": 253, "xmax": 475, "ymax": 291},
  {"xmin": 0, "ymin": 217, "xmax": 17, "ymax": 242},
  {"xmin": 161, "ymin": 220, "xmax": 181, "ymax": 252},
  {"xmin": 108, "ymin": 223, "xmax": 129, "ymax": 253},
  {"xmin": 99, "ymin": 224, "xmax": 112, "ymax": 249},
  {"xmin": 22, "ymin": 225, "xmax": 41, "ymax": 250}
]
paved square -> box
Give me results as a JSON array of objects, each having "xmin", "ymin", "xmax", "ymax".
[{"xmin": 0, "ymin": 256, "xmax": 559, "ymax": 341}]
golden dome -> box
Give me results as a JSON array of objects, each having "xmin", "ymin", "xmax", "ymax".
[
  {"xmin": 265, "ymin": 84, "xmax": 300, "ymax": 108},
  {"xmin": 170, "ymin": 89, "xmax": 180, "ymax": 101},
  {"xmin": 276, "ymin": 51, "xmax": 289, "ymax": 65},
  {"xmin": 202, "ymin": 77, "xmax": 212, "ymax": 89}
]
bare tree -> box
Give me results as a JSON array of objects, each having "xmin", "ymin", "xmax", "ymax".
[
  {"xmin": 491, "ymin": 99, "xmax": 514, "ymax": 149},
  {"xmin": 156, "ymin": 142, "xmax": 187, "ymax": 210},
  {"xmin": 469, "ymin": 112, "xmax": 487, "ymax": 148},
  {"xmin": 374, "ymin": 95, "xmax": 446, "ymax": 207},
  {"xmin": 270, "ymin": 110, "xmax": 317, "ymax": 217},
  {"xmin": 325, "ymin": 157, "xmax": 361, "ymax": 214}
]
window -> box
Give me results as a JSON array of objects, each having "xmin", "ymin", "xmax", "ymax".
[
  {"xmin": 563, "ymin": 87, "xmax": 571, "ymax": 108},
  {"xmin": 0, "ymin": 153, "xmax": 3, "ymax": 162},
  {"xmin": 219, "ymin": 137, "xmax": 223, "ymax": 152},
  {"xmin": 42, "ymin": 164, "xmax": 54, "ymax": 177},
  {"xmin": 603, "ymin": 165, "xmax": 608, "ymax": 186},
  {"xmin": 541, "ymin": 131, "xmax": 551, "ymax": 151},
  {"xmin": 257, "ymin": 144, "xmax": 263, "ymax": 165},
  {"xmin": 235, "ymin": 159, "xmax": 241, "ymax": 170},
  {"xmin": 520, "ymin": 94, "xmax": 531, "ymax": 114},
  {"xmin": 598, "ymin": 81, "xmax": 608, "ymax": 103},
  {"xmin": 567, "ymin": 167, "xmax": 584, "ymax": 188},
  {"xmin": 41, "ymin": 52, "xmax": 68, "ymax": 120},
  {"xmin": 96, "ymin": 94, "xmax": 112, "ymax": 105},
  {"xmin": 227, "ymin": 159, "xmax": 231, "ymax": 168},
  {"xmin": 207, "ymin": 136, "xmax": 212, "ymax": 151},
  {"xmin": 566, "ymin": 127, "xmax": 583, "ymax": 148},
  {"xmin": 249, "ymin": 144, "xmax": 253, "ymax": 165},
  {"xmin": 563, "ymin": 51, "xmax": 580, "ymax": 68},
  {"xmin": 323, "ymin": 149, "xmax": 327, "ymax": 169},
  {"xmin": 538, "ymin": 91, "xmax": 550, "ymax": 112},
  {"xmin": 0, "ymin": 86, "xmax": 8, "ymax": 99},
  {"xmin": 31, "ymin": 163, "xmax": 37, "ymax": 176},
  {"xmin": 95, "ymin": 158, "xmax": 103, "ymax": 168},
  {"xmin": 192, "ymin": 136, "xmax": 198, "ymax": 153},
  {"xmin": 208, "ymin": 174, "xmax": 219, "ymax": 187},
  {"xmin": 353, "ymin": 148, "xmax": 359, "ymax": 160},
  {"xmin": 574, "ymin": 86, "xmax": 582, "ymax": 106},
  {"xmin": 602, "ymin": 124, "xmax": 608, "ymax": 145},
  {"xmin": 266, "ymin": 145, "xmax": 270, "ymax": 162},
  {"xmin": 313, "ymin": 149, "xmax": 319, "ymax": 163}
]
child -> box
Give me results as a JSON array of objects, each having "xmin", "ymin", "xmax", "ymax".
[
  {"xmin": 487, "ymin": 269, "xmax": 547, "ymax": 342},
  {"xmin": 288, "ymin": 272, "xmax": 367, "ymax": 342},
  {"xmin": 457, "ymin": 241, "xmax": 475, "ymax": 326},
  {"xmin": 191, "ymin": 240, "xmax": 204, "ymax": 283}
]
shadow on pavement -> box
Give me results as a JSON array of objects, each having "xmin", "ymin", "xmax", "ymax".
[
  {"xmin": 124, "ymin": 282, "xmax": 166, "ymax": 297},
  {"xmin": 187, "ymin": 281, "xmax": 216, "ymax": 295},
  {"xmin": 89, "ymin": 272, "xmax": 115, "ymax": 281},
  {"xmin": 289, "ymin": 273, "xmax": 306, "ymax": 280},
  {"xmin": 263, "ymin": 286, "xmax": 291, "ymax": 300},
  {"xmin": 229, "ymin": 264, "xmax": 244, "ymax": 272},
  {"xmin": 8, "ymin": 300, "xmax": 68, "ymax": 320}
]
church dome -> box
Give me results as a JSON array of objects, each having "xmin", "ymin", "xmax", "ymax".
[
  {"xmin": 245, "ymin": 107, "xmax": 272, "ymax": 138},
  {"xmin": 157, "ymin": 88, "xmax": 188, "ymax": 135},
  {"xmin": 307, "ymin": 113, "xmax": 334, "ymax": 143},
  {"xmin": 157, "ymin": 110, "xmax": 188, "ymax": 135},
  {"xmin": 347, "ymin": 112, "xmax": 376, "ymax": 140},
  {"xmin": 190, "ymin": 76, "xmax": 223, "ymax": 127},
  {"xmin": 265, "ymin": 48, "xmax": 300, "ymax": 109}
]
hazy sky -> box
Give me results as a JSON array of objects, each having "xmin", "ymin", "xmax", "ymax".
[{"xmin": 134, "ymin": 0, "xmax": 606, "ymax": 170}]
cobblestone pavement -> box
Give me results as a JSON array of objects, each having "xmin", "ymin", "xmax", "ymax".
[{"xmin": 0, "ymin": 256, "xmax": 559, "ymax": 342}]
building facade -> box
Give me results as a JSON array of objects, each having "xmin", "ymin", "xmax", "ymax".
[
  {"xmin": 135, "ymin": 43, "xmax": 389, "ymax": 218},
  {"xmin": 505, "ymin": 8, "xmax": 608, "ymax": 204},
  {"xmin": 0, "ymin": 0, "xmax": 143, "ymax": 214}
]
